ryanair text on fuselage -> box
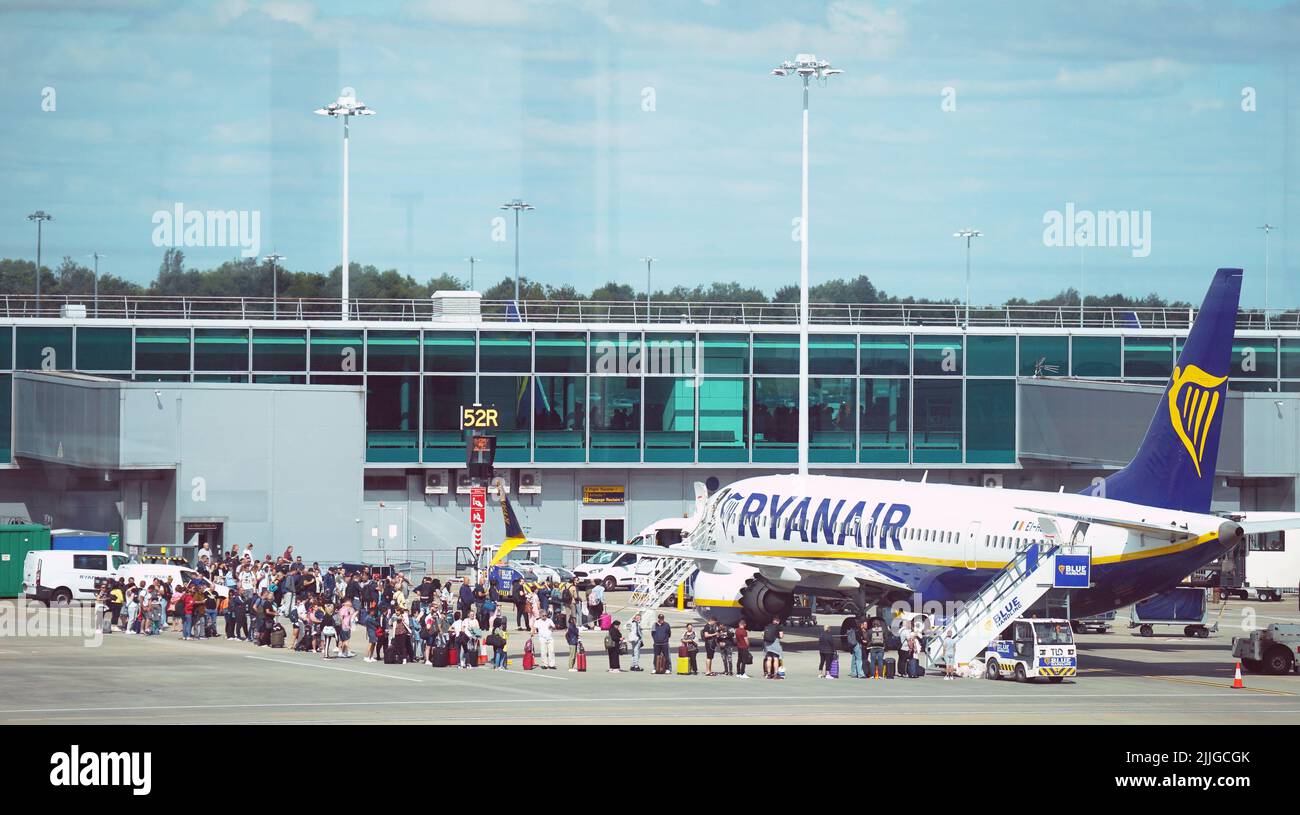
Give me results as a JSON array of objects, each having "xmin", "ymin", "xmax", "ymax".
[{"xmin": 720, "ymin": 491, "xmax": 912, "ymax": 549}]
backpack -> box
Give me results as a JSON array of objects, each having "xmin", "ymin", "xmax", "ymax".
[
  {"xmin": 288, "ymin": 607, "xmax": 299, "ymax": 623},
  {"xmin": 483, "ymin": 600, "xmax": 497, "ymax": 613},
  {"xmin": 562, "ymin": 588, "xmax": 573, "ymax": 604}
]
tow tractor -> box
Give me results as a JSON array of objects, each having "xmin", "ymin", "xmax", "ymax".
[
  {"xmin": 983, "ymin": 618, "xmax": 1077, "ymax": 683},
  {"xmin": 1231, "ymin": 624, "xmax": 1300, "ymax": 675}
]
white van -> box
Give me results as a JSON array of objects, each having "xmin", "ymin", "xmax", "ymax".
[
  {"xmin": 578, "ymin": 517, "xmax": 695, "ymax": 591},
  {"xmin": 22, "ymin": 549, "xmax": 131, "ymax": 604}
]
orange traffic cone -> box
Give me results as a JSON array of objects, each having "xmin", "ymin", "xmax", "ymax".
[{"xmin": 1232, "ymin": 661, "xmax": 1244, "ymax": 689}]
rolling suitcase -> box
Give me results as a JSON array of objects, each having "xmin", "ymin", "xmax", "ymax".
[
  {"xmin": 829, "ymin": 657, "xmax": 839, "ymax": 678},
  {"xmin": 523, "ymin": 643, "xmax": 536, "ymax": 671},
  {"xmin": 384, "ymin": 646, "xmax": 400, "ymax": 664},
  {"xmin": 655, "ymin": 653, "xmax": 668, "ymax": 674},
  {"xmin": 477, "ymin": 640, "xmax": 488, "ymax": 666},
  {"xmin": 599, "ymin": 613, "xmax": 612, "ymax": 630},
  {"xmin": 884, "ymin": 657, "xmax": 896, "ymax": 679},
  {"xmin": 431, "ymin": 646, "xmax": 448, "ymax": 667},
  {"xmin": 269, "ymin": 627, "xmax": 286, "ymax": 648},
  {"xmin": 576, "ymin": 643, "xmax": 588, "ymax": 672},
  {"xmin": 447, "ymin": 643, "xmax": 459, "ymax": 666}
]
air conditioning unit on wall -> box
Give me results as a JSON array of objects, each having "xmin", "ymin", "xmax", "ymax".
[
  {"xmin": 458, "ymin": 471, "xmax": 511, "ymax": 494},
  {"xmin": 518, "ymin": 469, "xmax": 541, "ymax": 495},
  {"xmin": 424, "ymin": 470, "xmax": 448, "ymax": 495},
  {"xmin": 982, "ymin": 473, "xmax": 1004, "ymax": 489}
]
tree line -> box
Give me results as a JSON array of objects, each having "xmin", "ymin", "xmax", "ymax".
[{"xmin": 0, "ymin": 249, "xmax": 1191, "ymax": 309}]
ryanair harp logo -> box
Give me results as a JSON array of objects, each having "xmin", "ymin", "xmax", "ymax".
[{"xmin": 1167, "ymin": 364, "xmax": 1228, "ymax": 477}]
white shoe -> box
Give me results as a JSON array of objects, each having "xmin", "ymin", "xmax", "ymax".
[{"xmin": 569, "ymin": 668, "xmax": 577, "ymax": 672}]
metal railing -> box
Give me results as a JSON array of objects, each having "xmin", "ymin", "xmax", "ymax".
[{"xmin": 4, "ymin": 293, "xmax": 1299, "ymax": 330}]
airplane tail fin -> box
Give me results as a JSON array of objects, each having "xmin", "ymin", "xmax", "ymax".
[
  {"xmin": 488, "ymin": 486, "xmax": 529, "ymax": 566},
  {"xmin": 1086, "ymin": 268, "xmax": 1242, "ymax": 513}
]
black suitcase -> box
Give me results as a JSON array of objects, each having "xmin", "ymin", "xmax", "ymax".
[
  {"xmin": 431, "ymin": 646, "xmax": 448, "ymax": 667},
  {"xmin": 205, "ymin": 621, "xmax": 218, "ymax": 638},
  {"xmin": 384, "ymin": 647, "xmax": 399, "ymax": 664},
  {"xmin": 884, "ymin": 657, "xmax": 896, "ymax": 679},
  {"xmin": 269, "ymin": 628, "xmax": 285, "ymax": 648}
]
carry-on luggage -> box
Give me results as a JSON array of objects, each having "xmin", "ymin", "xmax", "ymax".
[
  {"xmin": 829, "ymin": 657, "xmax": 839, "ymax": 678},
  {"xmin": 655, "ymin": 653, "xmax": 668, "ymax": 674},
  {"xmin": 269, "ymin": 626, "xmax": 286, "ymax": 648},
  {"xmin": 885, "ymin": 657, "xmax": 896, "ymax": 679},
  {"xmin": 909, "ymin": 659, "xmax": 924, "ymax": 678},
  {"xmin": 447, "ymin": 642, "xmax": 458, "ymax": 666},
  {"xmin": 576, "ymin": 643, "xmax": 588, "ymax": 672},
  {"xmin": 431, "ymin": 646, "xmax": 448, "ymax": 667},
  {"xmin": 599, "ymin": 613, "xmax": 612, "ymax": 630},
  {"xmin": 523, "ymin": 640, "xmax": 536, "ymax": 671},
  {"xmin": 384, "ymin": 646, "xmax": 400, "ymax": 664}
]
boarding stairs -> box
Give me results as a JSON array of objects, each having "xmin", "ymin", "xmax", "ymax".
[
  {"xmin": 626, "ymin": 556, "xmax": 697, "ymax": 619},
  {"xmin": 927, "ymin": 541, "xmax": 1088, "ymax": 668}
]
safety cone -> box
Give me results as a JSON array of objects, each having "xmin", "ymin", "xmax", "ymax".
[{"xmin": 1232, "ymin": 661, "xmax": 1244, "ymax": 689}]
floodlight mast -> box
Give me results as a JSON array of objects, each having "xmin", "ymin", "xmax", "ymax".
[
  {"xmin": 315, "ymin": 94, "xmax": 375, "ymax": 321},
  {"xmin": 772, "ymin": 55, "xmax": 842, "ymax": 477}
]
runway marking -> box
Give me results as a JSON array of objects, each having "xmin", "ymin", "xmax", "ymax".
[
  {"xmin": 4, "ymin": 690, "xmax": 1296, "ymax": 717},
  {"xmin": 1139, "ymin": 674, "xmax": 1295, "ymax": 696},
  {"xmin": 244, "ymin": 655, "xmax": 424, "ymax": 682}
]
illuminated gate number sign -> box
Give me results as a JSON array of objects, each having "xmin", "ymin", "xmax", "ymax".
[{"xmin": 462, "ymin": 404, "xmax": 499, "ymax": 430}]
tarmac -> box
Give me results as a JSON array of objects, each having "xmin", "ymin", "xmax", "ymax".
[{"xmin": 1, "ymin": 597, "xmax": 1297, "ymax": 725}]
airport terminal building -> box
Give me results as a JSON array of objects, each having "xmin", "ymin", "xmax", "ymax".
[{"xmin": 1, "ymin": 295, "xmax": 1298, "ymax": 573}]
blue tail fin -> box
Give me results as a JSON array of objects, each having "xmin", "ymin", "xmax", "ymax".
[{"xmin": 1087, "ymin": 268, "xmax": 1242, "ymax": 512}]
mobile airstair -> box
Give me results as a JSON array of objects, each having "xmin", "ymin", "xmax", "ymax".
[
  {"xmin": 626, "ymin": 556, "xmax": 697, "ymax": 620},
  {"xmin": 927, "ymin": 542, "xmax": 1090, "ymax": 668}
]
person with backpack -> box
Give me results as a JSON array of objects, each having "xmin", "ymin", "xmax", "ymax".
[
  {"xmin": 762, "ymin": 617, "xmax": 784, "ymax": 679},
  {"xmin": 701, "ymin": 616, "xmax": 720, "ymax": 676},
  {"xmin": 337, "ymin": 598, "xmax": 355, "ymax": 659},
  {"xmin": 320, "ymin": 604, "xmax": 339, "ymax": 659},
  {"xmin": 651, "ymin": 614, "xmax": 672, "ymax": 674},
  {"xmin": 488, "ymin": 625, "xmax": 508, "ymax": 670},
  {"xmin": 512, "ymin": 579, "xmax": 529, "ymax": 631},
  {"xmin": 566, "ymin": 615, "xmax": 582, "ymax": 671},
  {"xmin": 474, "ymin": 580, "xmax": 489, "ymax": 629},
  {"xmin": 867, "ymin": 620, "xmax": 887, "ymax": 679},
  {"xmin": 626, "ymin": 612, "xmax": 644, "ymax": 672},
  {"xmin": 562, "ymin": 582, "xmax": 576, "ymax": 624},
  {"xmin": 850, "ymin": 619, "xmax": 868, "ymax": 678},
  {"xmin": 586, "ymin": 582, "xmax": 605, "ymax": 630},
  {"xmin": 605, "ymin": 619, "xmax": 623, "ymax": 672},
  {"xmin": 895, "ymin": 621, "xmax": 913, "ymax": 679},
  {"xmin": 481, "ymin": 589, "xmax": 498, "ymax": 634},
  {"xmin": 717, "ymin": 622, "xmax": 735, "ymax": 676},
  {"xmin": 681, "ymin": 624, "xmax": 700, "ymax": 675}
]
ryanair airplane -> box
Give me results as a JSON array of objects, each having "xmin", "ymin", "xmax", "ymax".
[{"xmin": 492, "ymin": 268, "xmax": 1300, "ymax": 627}]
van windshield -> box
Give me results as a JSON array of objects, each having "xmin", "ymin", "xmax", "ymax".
[
  {"xmin": 1033, "ymin": 622, "xmax": 1074, "ymax": 645},
  {"xmin": 585, "ymin": 551, "xmax": 617, "ymax": 565}
]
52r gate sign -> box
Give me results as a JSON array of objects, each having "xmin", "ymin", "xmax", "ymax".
[{"xmin": 461, "ymin": 405, "xmax": 499, "ymax": 429}]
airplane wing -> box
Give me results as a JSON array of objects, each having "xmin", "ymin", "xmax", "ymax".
[
  {"xmin": 1015, "ymin": 506, "xmax": 1206, "ymax": 540},
  {"xmin": 526, "ymin": 536, "xmax": 911, "ymax": 593},
  {"xmin": 1224, "ymin": 512, "xmax": 1300, "ymax": 535}
]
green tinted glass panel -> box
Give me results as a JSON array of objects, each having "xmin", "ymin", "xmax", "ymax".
[
  {"xmin": 194, "ymin": 374, "xmax": 248, "ymax": 383},
  {"xmin": 0, "ymin": 327, "xmax": 11, "ymax": 369},
  {"xmin": 752, "ymin": 334, "xmax": 799, "ymax": 375},
  {"xmin": 645, "ymin": 334, "xmax": 695, "ymax": 377},
  {"xmin": 913, "ymin": 379, "xmax": 961, "ymax": 463},
  {"xmin": 76, "ymin": 327, "xmax": 132, "ymax": 371},
  {"xmin": 16, "ymin": 327, "xmax": 72, "ymax": 370},
  {"xmin": 135, "ymin": 373, "xmax": 189, "ymax": 382},
  {"xmin": 253, "ymin": 330, "xmax": 306, "ymax": 371},
  {"xmin": 966, "ymin": 335, "xmax": 1014, "ymax": 376},
  {"xmin": 698, "ymin": 377, "xmax": 747, "ymax": 461},
  {"xmin": 366, "ymin": 330, "xmax": 419, "ymax": 373},
  {"xmin": 590, "ymin": 376, "xmax": 639, "ymax": 462},
  {"xmin": 479, "ymin": 376, "xmax": 530, "ymax": 462},
  {"xmin": 135, "ymin": 328, "xmax": 190, "ymax": 370},
  {"xmin": 1228, "ymin": 340, "xmax": 1277, "ymax": 379},
  {"xmin": 701, "ymin": 334, "xmax": 749, "ymax": 374},
  {"xmin": 194, "ymin": 328, "xmax": 249, "ymax": 371},
  {"xmin": 860, "ymin": 378, "xmax": 908, "ymax": 463},
  {"xmin": 1019, "ymin": 335, "xmax": 1068, "ymax": 376},
  {"xmin": 810, "ymin": 334, "xmax": 856, "ymax": 375},
  {"xmin": 423, "ymin": 331, "xmax": 476, "ymax": 372},
  {"xmin": 253, "ymin": 374, "xmax": 306, "ymax": 384},
  {"xmin": 366, "ymin": 376, "xmax": 418, "ymax": 463},
  {"xmin": 0, "ymin": 374, "xmax": 10, "ymax": 463},
  {"xmin": 310, "ymin": 330, "xmax": 363, "ymax": 372},
  {"xmin": 535, "ymin": 375, "xmax": 585, "ymax": 461},
  {"xmin": 535, "ymin": 332, "xmax": 586, "ymax": 374},
  {"xmin": 810, "ymin": 377, "xmax": 855, "ymax": 463},
  {"xmin": 753, "ymin": 377, "xmax": 798, "ymax": 462},
  {"xmin": 1071, "ymin": 336, "xmax": 1120, "ymax": 378},
  {"xmin": 966, "ymin": 379, "xmax": 1015, "ymax": 463},
  {"xmin": 645, "ymin": 378, "xmax": 695, "ymax": 462},
  {"xmin": 1283, "ymin": 339, "xmax": 1300, "ymax": 379},
  {"xmin": 1124, "ymin": 337, "xmax": 1173, "ymax": 378},
  {"xmin": 311, "ymin": 375, "xmax": 362, "ymax": 386},
  {"xmin": 860, "ymin": 334, "xmax": 909, "ymax": 375},
  {"xmin": 913, "ymin": 335, "xmax": 963, "ymax": 375},
  {"xmin": 422, "ymin": 375, "xmax": 474, "ymax": 462},
  {"xmin": 479, "ymin": 332, "xmax": 531, "ymax": 373}
]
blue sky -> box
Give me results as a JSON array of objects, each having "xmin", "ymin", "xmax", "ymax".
[{"xmin": 1, "ymin": 0, "xmax": 1298, "ymax": 306}]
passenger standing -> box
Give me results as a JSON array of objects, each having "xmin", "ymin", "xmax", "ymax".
[
  {"xmin": 650, "ymin": 616, "xmax": 670, "ymax": 670},
  {"xmin": 717, "ymin": 622, "xmax": 735, "ymax": 676},
  {"xmin": 942, "ymin": 627, "xmax": 957, "ymax": 680},
  {"xmin": 682, "ymin": 624, "xmax": 699, "ymax": 675},
  {"xmin": 850, "ymin": 619, "xmax": 867, "ymax": 678},
  {"xmin": 868, "ymin": 620, "xmax": 887, "ymax": 679},
  {"xmin": 512, "ymin": 579, "xmax": 528, "ymax": 631},
  {"xmin": 762, "ymin": 617, "xmax": 784, "ymax": 679},
  {"xmin": 818, "ymin": 625, "xmax": 837, "ymax": 679},
  {"xmin": 894, "ymin": 621, "xmax": 912, "ymax": 679},
  {"xmin": 566, "ymin": 614, "xmax": 582, "ymax": 671},
  {"xmin": 701, "ymin": 616, "xmax": 720, "ymax": 676},
  {"xmin": 606, "ymin": 619, "xmax": 623, "ymax": 672},
  {"xmin": 532, "ymin": 611, "xmax": 557, "ymax": 669},
  {"xmin": 337, "ymin": 599, "xmax": 355, "ymax": 659},
  {"xmin": 734, "ymin": 621, "xmax": 751, "ymax": 678},
  {"xmin": 588, "ymin": 581, "xmax": 606, "ymax": 630},
  {"xmin": 626, "ymin": 612, "xmax": 644, "ymax": 672}
]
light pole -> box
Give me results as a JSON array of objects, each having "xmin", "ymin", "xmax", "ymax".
[
  {"xmin": 500, "ymin": 199, "xmax": 534, "ymax": 302},
  {"xmin": 772, "ymin": 54, "xmax": 842, "ymax": 478},
  {"xmin": 640, "ymin": 256, "xmax": 656, "ymax": 322},
  {"xmin": 86, "ymin": 252, "xmax": 106, "ymax": 317},
  {"xmin": 264, "ymin": 253, "xmax": 285, "ymax": 319},
  {"xmin": 315, "ymin": 93, "xmax": 375, "ymax": 321},
  {"xmin": 465, "ymin": 256, "xmax": 480, "ymax": 291},
  {"xmin": 1259, "ymin": 224, "xmax": 1276, "ymax": 328},
  {"xmin": 27, "ymin": 210, "xmax": 53, "ymax": 309},
  {"xmin": 953, "ymin": 229, "xmax": 982, "ymax": 328}
]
